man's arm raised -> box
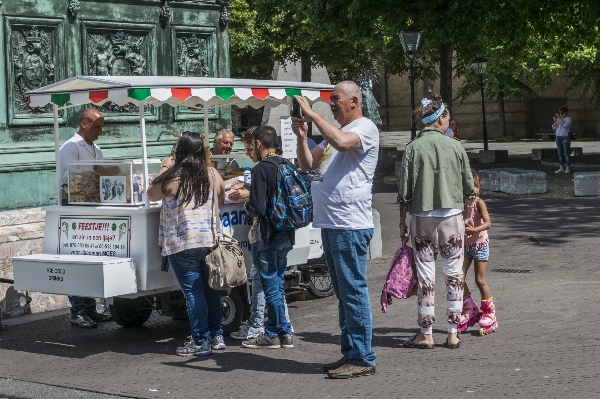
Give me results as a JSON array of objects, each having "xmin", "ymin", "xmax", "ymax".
[{"xmin": 293, "ymin": 95, "xmax": 362, "ymax": 153}]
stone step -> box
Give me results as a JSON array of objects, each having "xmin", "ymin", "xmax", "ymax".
[
  {"xmin": 479, "ymin": 168, "xmax": 547, "ymax": 194},
  {"xmin": 479, "ymin": 150, "xmax": 509, "ymax": 164},
  {"xmin": 532, "ymin": 147, "xmax": 583, "ymax": 161},
  {"xmin": 573, "ymin": 172, "xmax": 600, "ymax": 196}
]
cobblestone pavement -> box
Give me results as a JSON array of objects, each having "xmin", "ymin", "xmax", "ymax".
[{"xmin": 1, "ymin": 190, "xmax": 599, "ymax": 398}]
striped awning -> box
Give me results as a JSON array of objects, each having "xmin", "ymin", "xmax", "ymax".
[{"xmin": 26, "ymin": 76, "xmax": 334, "ymax": 109}]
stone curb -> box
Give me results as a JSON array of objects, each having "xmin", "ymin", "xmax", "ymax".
[{"xmin": 540, "ymin": 159, "xmax": 600, "ymax": 169}]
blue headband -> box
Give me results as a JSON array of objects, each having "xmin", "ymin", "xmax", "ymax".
[{"xmin": 421, "ymin": 103, "xmax": 445, "ymax": 125}]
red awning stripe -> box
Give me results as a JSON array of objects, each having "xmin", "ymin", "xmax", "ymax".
[
  {"xmin": 89, "ymin": 90, "xmax": 109, "ymax": 103},
  {"xmin": 319, "ymin": 90, "xmax": 332, "ymax": 101},
  {"xmin": 251, "ymin": 88, "xmax": 270, "ymax": 100},
  {"xmin": 171, "ymin": 87, "xmax": 192, "ymax": 101}
]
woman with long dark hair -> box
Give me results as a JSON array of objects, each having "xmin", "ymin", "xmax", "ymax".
[{"xmin": 148, "ymin": 131, "xmax": 226, "ymax": 356}]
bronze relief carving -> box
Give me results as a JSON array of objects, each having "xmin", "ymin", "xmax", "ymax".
[
  {"xmin": 217, "ymin": 0, "xmax": 231, "ymax": 27},
  {"xmin": 87, "ymin": 30, "xmax": 147, "ymax": 113},
  {"xmin": 12, "ymin": 26, "xmax": 55, "ymax": 115},
  {"xmin": 160, "ymin": 1, "xmax": 171, "ymax": 27},
  {"xmin": 177, "ymin": 34, "xmax": 210, "ymax": 77},
  {"xmin": 67, "ymin": 0, "xmax": 80, "ymax": 22}
]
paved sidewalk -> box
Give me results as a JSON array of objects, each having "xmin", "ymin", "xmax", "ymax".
[{"xmin": 1, "ymin": 192, "xmax": 599, "ymax": 398}]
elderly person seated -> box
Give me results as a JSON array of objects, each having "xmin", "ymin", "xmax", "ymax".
[{"xmin": 211, "ymin": 129, "xmax": 239, "ymax": 170}]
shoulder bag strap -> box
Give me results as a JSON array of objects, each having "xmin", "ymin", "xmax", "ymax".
[{"xmin": 210, "ymin": 169, "xmax": 222, "ymax": 242}]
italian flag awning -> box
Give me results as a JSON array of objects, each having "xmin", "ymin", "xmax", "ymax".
[{"xmin": 26, "ymin": 76, "xmax": 333, "ymax": 110}]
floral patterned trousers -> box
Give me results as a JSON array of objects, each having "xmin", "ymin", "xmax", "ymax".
[{"xmin": 410, "ymin": 214, "xmax": 465, "ymax": 334}]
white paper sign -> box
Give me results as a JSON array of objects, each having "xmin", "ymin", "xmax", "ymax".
[
  {"xmin": 58, "ymin": 216, "xmax": 131, "ymax": 257},
  {"xmin": 280, "ymin": 116, "xmax": 297, "ymax": 159}
]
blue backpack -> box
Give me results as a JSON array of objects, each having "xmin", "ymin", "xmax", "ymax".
[{"xmin": 264, "ymin": 157, "xmax": 313, "ymax": 230}]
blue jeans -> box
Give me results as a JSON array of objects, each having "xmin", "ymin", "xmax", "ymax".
[
  {"xmin": 68, "ymin": 296, "xmax": 97, "ymax": 317},
  {"xmin": 322, "ymin": 228, "xmax": 376, "ymax": 367},
  {"xmin": 556, "ymin": 136, "xmax": 571, "ymax": 166},
  {"xmin": 249, "ymin": 262, "xmax": 291, "ymax": 329},
  {"xmin": 168, "ymin": 247, "xmax": 223, "ymax": 344},
  {"xmin": 252, "ymin": 232, "xmax": 293, "ymax": 338}
]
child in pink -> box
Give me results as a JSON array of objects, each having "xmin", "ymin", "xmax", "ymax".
[{"xmin": 459, "ymin": 169, "xmax": 498, "ymax": 335}]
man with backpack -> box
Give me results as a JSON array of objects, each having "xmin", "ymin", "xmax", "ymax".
[
  {"xmin": 291, "ymin": 81, "xmax": 379, "ymax": 379},
  {"xmin": 242, "ymin": 125, "xmax": 310, "ymax": 349}
]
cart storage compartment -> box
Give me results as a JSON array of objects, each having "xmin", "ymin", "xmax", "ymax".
[{"xmin": 12, "ymin": 255, "xmax": 137, "ymax": 297}]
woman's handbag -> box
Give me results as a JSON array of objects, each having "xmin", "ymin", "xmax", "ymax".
[
  {"xmin": 380, "ymin": 243, "xmax": 417, "ymax": 313},
  {"xmin": 206, "ymin": 171, "xmax": 247, "ymax": 290}
]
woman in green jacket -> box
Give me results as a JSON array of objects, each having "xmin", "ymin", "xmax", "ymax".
[{"xmin": 398, "ymin": 95, "xmax": 476, "ymax": 350}]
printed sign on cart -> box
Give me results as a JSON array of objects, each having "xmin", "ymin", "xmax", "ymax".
[
  {"xmin": 58, "ymin": 217, "xmax": 131, "ymax": 257},
  {"xmin": 280, "ymin": 116, "xmax": 297, "ymax": 158}
]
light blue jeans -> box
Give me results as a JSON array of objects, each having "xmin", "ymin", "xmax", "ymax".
[
  {"xmin": 252, "ymin": 232, "xmax": 293, "ymax": 338},
  {"xmin": 322, "ymin": 228, "xmax": 376, "ymax": 367},
  {"xmin": 556, "ymin": 135, "xmax": 571, "ymax": 166},
  {"xmin": 249, "ymin": 262, "xmax": 291, "ymax": 329},
  {"xmin": 168, "ymin": 247, "xmax": 223, "ymax": 345}
]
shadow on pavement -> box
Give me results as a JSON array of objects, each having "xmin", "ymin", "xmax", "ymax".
[
  {"xmin": 161, "ymin": 351, "xmax": 323, "ymax": 374},
  {"xmin": 485, "ymin": 196, "xmax": 600, "ymax": 245},
  {"xmin": 0, "ymin": 313, "xmax": 194, "ymax": 359}
]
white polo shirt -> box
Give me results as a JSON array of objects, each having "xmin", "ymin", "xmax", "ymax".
[{"xmin": 59, "ymin": 132, "xmax": 103, "ymax": 184}]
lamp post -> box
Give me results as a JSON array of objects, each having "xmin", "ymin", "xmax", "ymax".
[
  {"xmin": 471, "ymin": 57, "xmax": 489, "ymax": 151},
  {"xmin": 399, "ymin": 20, "xmax": 422, "ymax": 140}
]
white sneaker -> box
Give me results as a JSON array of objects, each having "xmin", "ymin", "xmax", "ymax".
[
  {"xmin": 564, "ymin": 168, "xmax": 570, "ymax": 174},
  {"xmin": 555, "ymin": 168, "xmax": 565, "ymax": 173},
  {"xmin": 230, "ymin": 321, "xmax": 263, "ymax": 340}
]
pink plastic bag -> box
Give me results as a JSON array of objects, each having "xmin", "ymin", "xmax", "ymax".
[{"xmin": 381, "ymin": 244, "xmax": 417, "ymax": 313}]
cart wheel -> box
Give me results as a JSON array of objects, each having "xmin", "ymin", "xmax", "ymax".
[
  {"xmin": 109, "ymin": 297, "xmax": 153, "ymax": 327},
  {"xmin": 220, "ymin": 289, "xmax": 244, "ymax": 336},
  {"xmin": 305, "ymin": 269, "xmax": 334, "ymax": 298}
]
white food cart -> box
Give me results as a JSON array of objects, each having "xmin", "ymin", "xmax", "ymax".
[{"xmin": 12, "ymin": 76, "xmax": 334, "ymax": 332}]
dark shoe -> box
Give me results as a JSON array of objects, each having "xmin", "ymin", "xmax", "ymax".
[
  {"xmin": 71, "ymin": 311, "xmax": 97, "ymax": 329},
  {"xmin": 403, "ymin": 334, "xmax": 435, "ymax": 349},
  {"xmin": 322, "ymin": 355, "xmax": 349, "ymax": 372},
  {"xmin": 88, "ymin": 311, "xmax": 113, "ymax": 323},
  {"xmin": 327, "ymin": 360, "xmax": 375, "ymax": 379},
  {"xmin": 279, "ymin": 334, "xmax": 294, "ymax": 348},
  {"xmin": 442, "ymin": 339, "xmax": 461, "ymax": 349},
  {"xmin": 241, "ymin": 333, "xmax": 280, "ymax": 349}
]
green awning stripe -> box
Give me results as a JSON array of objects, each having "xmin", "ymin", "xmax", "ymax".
[
  {"xmin": 51, "ymin": 93, "xmax": 70, "ymax": 107},
  {"xmin": 128, "ymin": 88, "xmax": 151, "ymax": 101},
  {"xmin": 215, "ymin": 87, "xmax": 235, "ymax": 100},
  {"xmin": 285, "ymin": 88, "xmax": 302, "ymax": 98}
]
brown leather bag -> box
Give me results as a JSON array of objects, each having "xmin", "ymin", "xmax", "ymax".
[{"xmin": 205, "ymin": 170, "xmax": 247, "ymax": 290}]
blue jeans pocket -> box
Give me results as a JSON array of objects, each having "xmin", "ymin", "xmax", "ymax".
[{"xmin": 173, "ymin": 250, "xmax": 198, "ymax": 267}]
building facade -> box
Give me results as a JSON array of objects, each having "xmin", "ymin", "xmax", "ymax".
[{"xmin": 374, "ymin": 70, "xmax": 600, "ymax": 141}]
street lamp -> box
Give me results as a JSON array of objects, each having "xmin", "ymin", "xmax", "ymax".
[
  {"xmin": 471, "ymin": 57, "xmax": 489, "ymax": 150},
  {"xmin": 426, "ymin": 83, "xmax": 434, "ymax": 95},
  {"xmin": 399, "ymin": 20, "xmax": 422, "ymax": 140}
]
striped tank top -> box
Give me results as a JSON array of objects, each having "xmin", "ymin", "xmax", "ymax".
[{"xmin": 159, "ymin": 192, "xmax": 215, "ymax": 256}]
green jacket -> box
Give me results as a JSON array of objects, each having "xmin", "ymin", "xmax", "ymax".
[{"xmin": 398, "ymin": 127, "xmax": 476, "ymax": 214}]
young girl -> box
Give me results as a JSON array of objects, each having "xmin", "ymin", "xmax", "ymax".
[{"xmin": 458, "ymin": 169, "xmax": 498, "ymax": 336}]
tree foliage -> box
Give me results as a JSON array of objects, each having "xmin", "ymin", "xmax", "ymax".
[{"xmin": 229, "ymin": 0, "xmax": 600, "ymax": 107}]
